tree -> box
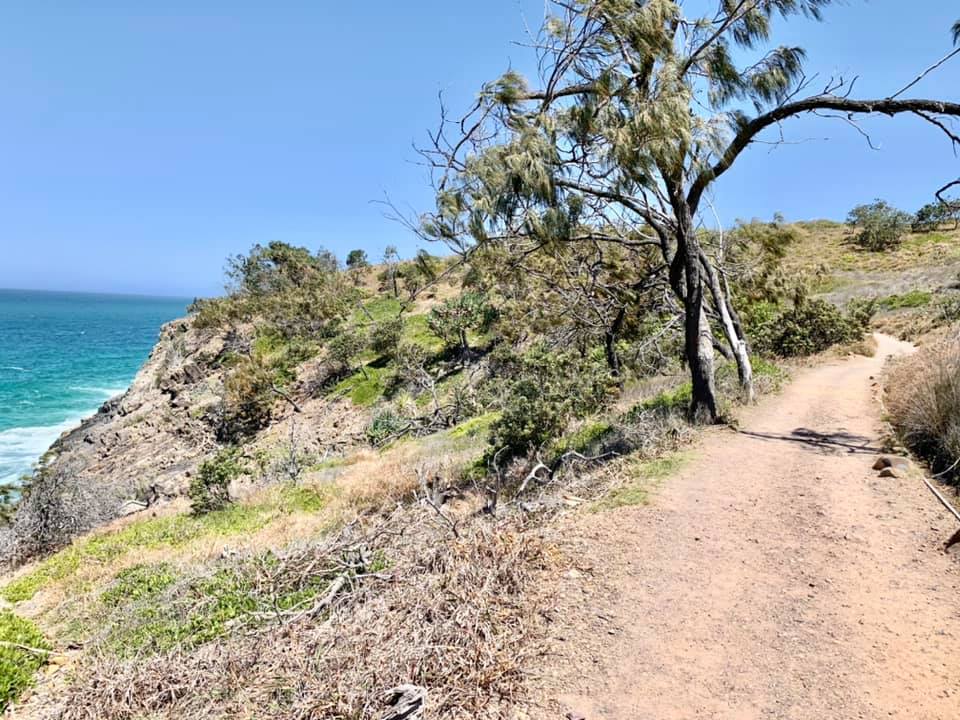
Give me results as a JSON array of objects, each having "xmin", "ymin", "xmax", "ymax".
[
  {"xmin": 428, "ymin": 292, "xmax": 495, "ymax": 356},
  {"xmin": 913, "ymin": 198, "xmax": 960, "ymax": 233},
  {"xmin": 847, "ymin": 200, "xmax": 913, "ymax": 250},
  {"xmin": 346, "ymin": 249, "xmax": 369, "ymax": 269},
  {"xmin": 421, "ymin": 2, "xmax": 960, "ymax": 422},
  {"xmin": 370, "ymin": 317, "xmax": 404, "ymax": 359},
  {"xmin": 383, "ymin": 245, "xmax": 401, "ymax": 297},
  {"xmin": 328, "ymin": 328, "xmax": 368, "ymax": 378}
]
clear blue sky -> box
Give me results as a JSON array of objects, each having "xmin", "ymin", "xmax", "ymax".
[{"xmin": 0, "ymin": 1, "xmax": 956, "ymax": 297}]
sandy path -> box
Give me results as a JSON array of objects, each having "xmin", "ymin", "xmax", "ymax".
[{"xmin": 535, "ymin": 334, "xmax": 960, "ymax": 720}]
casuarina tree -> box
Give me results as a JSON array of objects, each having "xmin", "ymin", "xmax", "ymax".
[{"xmin": 420, "ymin": 1, "xmax": 960, "ymax": 422}]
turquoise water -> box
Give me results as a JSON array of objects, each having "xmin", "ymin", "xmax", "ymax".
[{"xmin": 0, "ymin": 289, "xmax": 190, "ymax": 487}]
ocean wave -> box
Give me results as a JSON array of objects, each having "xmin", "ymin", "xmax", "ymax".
[
  {"xmin": 0, "ymin": 365, "xmax": 29, "ymax": 372},
  {"xmin": 0, "ymin": 415, "xmax": 86, "ymax": 487}
]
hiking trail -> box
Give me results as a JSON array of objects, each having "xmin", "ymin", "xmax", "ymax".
[{"xmin": 535, "ymin": 333, "xmax": 960, "ymax": 720}]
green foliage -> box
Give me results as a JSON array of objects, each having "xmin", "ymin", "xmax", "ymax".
[
  {"xmin": 847, "ymin": 200, "xmax": 913, "ymax": 251},
  {"xmin": 218, "ymin": 329, "xmax": 316, "ymax": 441},
  {"xmin": 428, "ymin": 292, "xmax": 495, "ymax": 354},
  {"xmin": 489, "ymin": 344, "xmax": 615, "ymax": 458},
  {"xmin": 102, "ymin": 557, "xmax": 341, "ymax": 658},
  {"xmin": 912, "ymin": 199, "xmax": 959, "ymax": 233},
  {"xmin": 190, "ymin": 448, "xmax": 246, "ymax": 515},
  {"xmin": 637, "ymin": 384, "xmax": 693, "ymax": 413},
  {"xmin": 100, "ymin": 563, "xmax": 177, "ymax": 608},
  {"xmin": 2, "ymin": 489, "xmax": 326, "ymax": 605},
  {"xmin": 448, "ymin": 412, "xmax": 502, "ymax": 440},
  {"xmin": 729, "ymin": 216, "xmax": 801, "ymax": 305},
  {"xmin": 219, "ymin": 353, "xmax": 277, "ymax": 440},
  {"xmin": 370, "ymin": 317, "xmax": 404, "ymax": 359},
  {"xmin": 334, "ymin": 365, "xmax": 390, "ymax": 406},
  {"xmin": 327, "ymin": 328, "xmax": 367, "ymax": 374},
  {"xmin": 550, "ymin": 421, "xmax": 614, "ymax": 460},
  {"xmin": 345, "ymin": 249, "xmax": 369, "ymax": 269},
  {"xmin": 359, "ymin": 296, "xmax": 403, "ymax": 323},
  {"xmin": 879, "ymin": 290, "xmax": 932, "ymax": 310},
  {"xmin": 401, "ymin": 314, "xmax": 445, "ymax": 352},
  {"xmin": 0, "ymin": 611, "xmax": 49, "ymax": 711},
  {"xmin": 399, "ymin": 250, "xmax": 442, "ymax": 297},
  {"xmin": 750, "ymin": 292, "xmax": 875, "ymax": 357},
  {"xmin": 190, "ymin": 241, "xmax": 357, "ymax": 338},
  {"xmin": 366, "ymin": 408, "xmax": 409, "ymax": 445}
]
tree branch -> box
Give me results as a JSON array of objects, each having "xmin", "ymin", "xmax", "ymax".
[{"xmin": 688, "ymin": 96, "xmax": 960, "ymax": 211}]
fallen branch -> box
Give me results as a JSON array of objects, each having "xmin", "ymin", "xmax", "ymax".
[
  {"xmin": 270, "ymin": 385, "xmax": 303, "ymax": 413},
  {"xmin": 0, "ymin": 639, "xmax": 53, "ymax": 656}
]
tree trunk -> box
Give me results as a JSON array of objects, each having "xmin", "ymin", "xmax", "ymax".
[
  {"xmin": 604, "ymin": 308, "xmax": 626, "ymax": 377},
  {"xmin": 681, "ymin": 233, "xmax": 719, "ymax": 423},
  {"xmin": 700, "ymin": 252, "xmax": 754, "ymax": 403}
]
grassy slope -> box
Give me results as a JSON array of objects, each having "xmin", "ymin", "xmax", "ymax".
[
  {"xmin": 783, "ymin": 221, "xmax": 960, "ymax": 339},
  {"xmin": 6, "ymin": 222, "xmax": 958, "ymax": 714}
]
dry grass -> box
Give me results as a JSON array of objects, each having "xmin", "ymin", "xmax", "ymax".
[
  {"xmin": 886, "ymin": 334, "xmax": 960, "ymax": 483},
  {"xmin": 786, "ymin": 223, "xmax": 960, "ymax": 278},
  {"xmin": 46, "ymin": 508, "xmax": 551, "ymax": 720}
]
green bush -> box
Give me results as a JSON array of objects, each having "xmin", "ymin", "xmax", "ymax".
[
  {"xmin": 190, "ymin": 449, "xmax": 246, "ymax": 515},
  {"xmin": 366, "ymin": 408, "xmax": 409, "ymax": 445},
  {"xmin": 369, "ymin": 317, "xmax": 404, "ymax": 358},
  {"xmin": 912, "ymin": 199, "xmax": 959, "ymax": 233},
  {"xmin": 750, "ymin": 292, "xmax": 874, "ymax": 357},
  {"xmin": 0, "ymin": 611, "xmax": 49, "ymax": 711},
  {"xmin": 327, "ymin": 328, "xmax": 367, "ymax": 375},
  {"xmin": 428, "ymin": 292, "xmax": 495, "ymax": 354},
  {"xmin": 489, "ymin": 344, "xmax": 615, "ymax": 458},
  {"xmin": 345, "ymin": 249, "xmax": 369, "ymax": 269},
  {"xmin": 847, "ymin": 200, "xmax": 913, "ymax": 251}
]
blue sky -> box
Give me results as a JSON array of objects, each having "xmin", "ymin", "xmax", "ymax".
[{"xmin": 0, "ymin": 1, "xmax": 957, "ymax": 297}]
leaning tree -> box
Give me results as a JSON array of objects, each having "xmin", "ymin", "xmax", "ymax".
[{"xmin": 421, "ymin": 1, "xmax": 960, "ymax": 422}]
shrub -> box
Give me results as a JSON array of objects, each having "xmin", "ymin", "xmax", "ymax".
[
  {"xmin": 366, "ymin": 408, "xmax": 409, "ymax": 445},
  {"xmin": 0, "ymin": 611, "xmax": 49, "ymax": 711},
  {"xmin": 327, "ymin": 328, "xmax": 367, "ymax": 375},
  {"xmin": 219, "ymin": 354, "xmax": 277, "ymax": 441},
  {"xmin": 750, "ymin": 291, "xmax": 874, "ymax": 357},
  {"xmin": 846, "ymin": 200, "xmax": 913, "ymax": 251},
  {"xmin": 345, "ymin": 249, "xmax": 369, "ymax": 269},
  {"xmin": 912, "ymin": 199, "xmax": 959, "ymax": 233},
  {"xmin": 370, "ymin": 317, "xmax": 404, "ymax": 358},
  {"xmin": 887, "ymin": 340, "xmax": 960, "ymax": 484},
  {"xmin": 489, "ymin": 344, "xmax": 615, "ymax": 458},
  {"xmin": 428, "ymin": 292, "xmax": 496, "ymax": 354},
  {"xmin": 101, "ymin": 563, "xmax": 177, "ymax": 608},
  {"xmin": 190, "ymin": 449, "xmax": 246, "ymax": 515}
]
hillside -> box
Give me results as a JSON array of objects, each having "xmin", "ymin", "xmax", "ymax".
[{"xmin": 1, "ymin": 219, "xmax": 960, "ymax": 718}]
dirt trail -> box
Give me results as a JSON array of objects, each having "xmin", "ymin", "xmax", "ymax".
[{"xmin": 535, "ymin": 334, "xmax": 960, "ymax": 720}]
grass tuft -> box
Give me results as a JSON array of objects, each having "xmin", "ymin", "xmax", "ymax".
[
  {"xmin": 593, "ymin": 453, "xmax": 689, "ymax": 511},
  {"xmin": 0, "ymin": 611, "xmax": 49, "ymax": 711}
]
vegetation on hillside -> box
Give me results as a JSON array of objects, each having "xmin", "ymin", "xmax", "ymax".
[{"xmin": 2, "ymin": 3, "xmax": 960, "ymax": 717}]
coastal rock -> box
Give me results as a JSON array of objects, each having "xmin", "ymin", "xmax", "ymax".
[{"xmin": 0, "ymin": 315, "xmax": 373, "ymax": 563}]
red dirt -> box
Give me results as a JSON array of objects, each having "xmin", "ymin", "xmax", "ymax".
[{"xmin": 533, "ymin": 334, "xmax": 960, "ymax": 720}]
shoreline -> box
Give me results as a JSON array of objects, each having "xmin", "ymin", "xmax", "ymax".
[{"xmin": 0, "ymin": 388, "xmax": 130, "ymax": 488}]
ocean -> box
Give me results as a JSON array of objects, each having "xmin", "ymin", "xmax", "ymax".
[{"xmin": 0, "ymin": 289, "xmax": 190, "ymax": 488}]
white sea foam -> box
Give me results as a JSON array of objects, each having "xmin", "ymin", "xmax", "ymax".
[
  {"xmin": 0, "ymin": 366, "xmax": 29, "ymax": 372},
  {"xmin": 0, "ymin": 415, "xmax": 86, "ymax": 487},
  {"xmin": 68, "ymin": 385, "xmax": 126, "ymax": 398}
]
